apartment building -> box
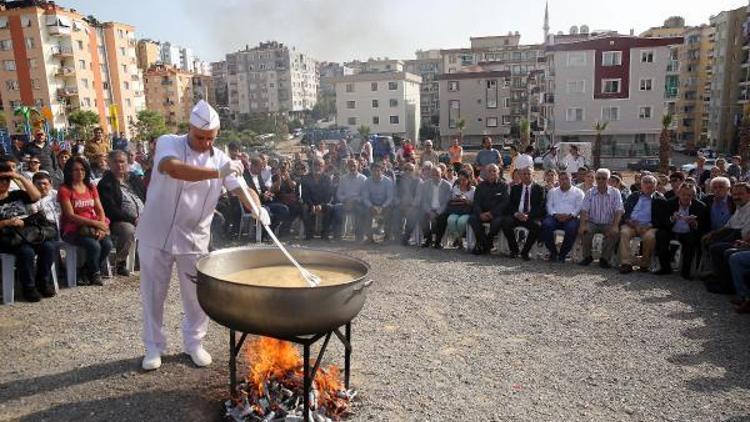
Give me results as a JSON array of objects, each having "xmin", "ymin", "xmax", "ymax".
[
  {"xmin": 143, "ymin": 64, "xmax": 196, "ymax": 129},
  {"xmin": 319, "ymin": 61, "xmax": 352, "ymax": 97},
  {"xmin": 225, "ymin": 41, "xmax": 318, "ymax": 117},
  {"xmin": 136, "ymin": 38, "xmax": 159, "ymax": 70},
  {"xmin": 709, "ymin": 6, "xmax": 745, "ymax": 152},
  {"xmin": 334, "ymin": 70, "xmax": 421, "ymax": 142},
  {"xmin": 437, "ymin": 67, "xmax": 512, "ymax": 147},
  {"xmin": 405, "ymin": 50, "xmax": 443, "ymax": 130},
  {"xmin": 679, "ymin": 25, "xmax": 715, "ymax": 148},
  {"xmin": 211, "ymin": 60, "xmax": 227, "ymax": 107},
  {"xmin": 546, "ymin": 36, "xmax": 682, "ymax": 157},
  {"xmin": 0, "ymin": 0, "xmax": 145, "ymax": 137},
  {"xmin": 740, "ymin": 3, "xmax": 750, "ymax": 114}
]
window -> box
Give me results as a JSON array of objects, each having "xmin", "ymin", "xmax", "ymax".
[
  {"xmin": 602, "ymin": 106, "xmax": 619, "ymax": 121},
  {"xmin": 345, "ymin": 83, "xmax": 354, "ymax": 93},
  {"xmin": 5, "ymin": 80, "xmax": 17, "ymax": 90},
  {"xmin": 78, "ymin": 59, "xmax": 86, "ymax": 70},
  {"xmin": 120, "ymin": 47, "xmax": 126, "ymax": 56},
  {"xmin": 388, "ymin": 81, "xmax": 398, "ymax": 90},
  {"xmin": 389, "ymin": 115, "xmax": 399, "ymax": 124},
  {"xmin": 602, "ymin": 79, "xmax": 621, "ymax": 94},
  {"xmin": 448, "ymin": 81, "xmax": 459, "ymax": 92},
  {"xmin": 448, "ymin": 100, "xmax": 460, "ymax": 128},
  {"xmin": 486, "ymin": 79, "xmax": 498, "ymax": 108},
  {"xmin": 641, "ymin": 51, "xmax": 654, "ymax": 63},
  {"xmin": 83, "ymin": 97, "xmax": 91, "ymax": 107},
  {"xmin": 34, "ymin": 98, "xmax": 43, "ymax": 108},
  {"xmin": 27, "ymin": 58, "xmax": 36, "ymax": 69},
  {"xmin": 9, "ymin": 100, "xmax": 20, "ymax": 108},
  {"xmin": 77, "ymin": 40, "xmax": 83, "ymax": 50},
  {"xmin": 24, "ymin": 37, "xmax": 34, "ymax": 49},
  {"xmin": 31, "ymin": 79, "xmax": 40, "ymax": 90},
  {"xmin": 504, "ymin": 98, "xmax": 511, "ymax": 108},
  {"xmin": 3, "ymin": 60, "xmax": 15, "ymax": 71},
  {"xmin": 567, "ymin": 80, "xmax": 585, "ymax": 94},
  {"xmin": 347, "ymin": 117, "xmax": 357, "ymax": 125},
  {"xmin": 372, "ymin": 99, "xmax": 379, "ymax": 108},
  {"xmin": 372, "ymin": 116, "xmax": 379, "ymax": 125},
  {"xmin": 0, "ymin": 17, "xmax": 7, "ymax": 29},
  {"xmin": 639, "ymin": 79, "xmax": 653, "ymax": 91},
  {"xmin": 0, "ymin": 40, "xmax": 11, "ymax": 51},
  {"xmin": 371, "ymin": 82, "xmax": 378, "ymax": 91},
  {"xmin": 81, "ymin": 78, "xmax": 89, "ymax": 88},
  {"xmin": 486, "ymin": 117, "xmax": 498, "ymax": 127},
  {"xmin": 502, "ymin": 115, "xmax": 511, "ymax": 125},
  {"xmin": 639, "ymin": 106, "xmax": 653, "ymax": 119},
  {"xmin": 124, "ymin": 81, "xmax": 129, "ymax": 90},
  {"xmin": 602, "ymin": 51, "xmax": 622, "ymax": 66},
  {"xmin": 21, "ymin": 16, "xmax": 32, "ymax": 28},
  {"xmin": 346, "ymin": 100, "xmax": 355, "ymax": 109},
  {"xmin": 126, "ymin": 98, "xmax": 132, "ymax": 107},
  {"xmin": 566, "ymin": 108, "xmax": 584, "ymax": 121},
  {"xmin": 567, "ymin": 52, "xmax": 586, "ymax": 66},
  {"xmin": 122, "ymin": 64, "xmax": 127, "ymax": 73},
  {"xmin": 389, "ymin": 99, "xmax": 398, "ymax": 107}
]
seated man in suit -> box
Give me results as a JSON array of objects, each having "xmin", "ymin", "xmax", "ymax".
[
  {"xmin": 541, "ymin": 171, "xmax": 585, "ymax": 262},
  {"xmin": 468, "ymin": 164, "xmax": 508, "ymax": 255},
  {"xmin": 417, "ymin": 165, "xmax": 452, "ymax": 248},
  {"xmin": 301, "ymin": 158, "xmax": 334, "ymax": 240},
  {"xmin": 618, "ymin": 175, "xmax": 668, "ymax": 274},
  {"xmin": 655, "ymin": 182, "xmax": 708, "ymax": 279},
  {"xmin": 501, "ymin": 167, "xmax": 546, "ymax": 260},
  {"xmin": 361, "ymin": 161, "xmax": 395, "ymax": 243}
]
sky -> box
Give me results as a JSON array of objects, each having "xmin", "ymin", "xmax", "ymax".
[{"xmin": 62, "ymin": 0, "xmax": 747, "ymax": 63}]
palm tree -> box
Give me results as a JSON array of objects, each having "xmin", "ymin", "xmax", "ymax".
[
  {"xmin": 659, "ymin": 114, "xmax": 673, "ymax": 174},
  {"xmin": 592, "ymin": 121, "xmax": 608, "ymax": 170},
  {"xmin": 13, "ymin": 106, "xmax": 39, "ymax": 137},
  {"xmin": 519, "ymin": 118, "xmax": 531, "ymax": 149},
  {"xmin": 357, "ymin": 124, "xmax": 370, "ymax": 139},
  {"xmin": 456, "ymin": 118, "xmax": 466, "ymax": 144}
]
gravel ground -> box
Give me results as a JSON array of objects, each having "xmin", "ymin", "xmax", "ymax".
[{"xmin": 2, "ymin": 240, "xmax": 750, "ymax": 421}]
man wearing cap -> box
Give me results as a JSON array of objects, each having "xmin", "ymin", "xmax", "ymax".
[{"xmin": 136, "ymin": 100, "xmax": 270, "ymax": 371}]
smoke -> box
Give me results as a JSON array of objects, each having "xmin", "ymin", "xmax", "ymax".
[{"xmin": 183, "ymin": 0, "xmax": 408, "ymax": 62}]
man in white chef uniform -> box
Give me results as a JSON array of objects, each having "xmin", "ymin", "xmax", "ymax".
[{"xmin": 136, "ymin": 100, "xmax": 270, "ymax": 371}]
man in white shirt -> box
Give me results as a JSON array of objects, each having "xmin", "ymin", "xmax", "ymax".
[
  {"xmin": 562, "ymin": 145, "xmax": 586, "ymax": 178},
  {"xmin": 135, "ymin": 100, "xmax": 269, "ymax": 372},
  {"xmin": 541, "ymin": 171, "xmax": 585, "ymax": 262}
]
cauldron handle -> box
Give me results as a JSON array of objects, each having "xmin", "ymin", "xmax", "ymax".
[
  {"xmin": 352, "ymin": 279, "xmax": 373, "ymax": 292},
  {"xmin": 186, "ymin": 273, "xmax": 198, "ymax": 284}
]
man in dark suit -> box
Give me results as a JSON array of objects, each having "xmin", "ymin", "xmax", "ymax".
[
  {"xmin": 501, "ymin": 166, "xmax": 546, "ymax": 260},
  {"xmin": 301, "ymin": 158, "xmax": 334, "ymax": 240},
  {"xmin": 468, "ymin": 164, "xmax": 508, "ymax": 255},
  {"xmin": 618, "ymin": 175, "xmax": 669, "ymax": 273},
  {"xmin": 245, "ymin": 156, "xmax": 289, "ymax": 236},
  {"xmin": 655, "ymin": 182, "xmax": 709, "ymax": 279}
]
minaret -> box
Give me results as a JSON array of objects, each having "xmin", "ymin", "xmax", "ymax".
[{"xmin": 543, "ymin": 1, "xmax": 550, "ymax": 42}]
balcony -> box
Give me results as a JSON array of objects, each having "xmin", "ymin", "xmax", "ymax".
[
  {"xmin": 51, "ymin": 45, "xmax": 73, "ymax": 57},
  {"xmin": 544, "ymin": 94, "xmax": 554, "ymax": 104},
  {"xmin": 130, "ymin": 74, "xmax": 140, "ymax": 81},
  {"xmin": 57, "ymin": 87, "xmax": 78, "ymax": 97},
  {"xmin": 47, "ymin": 25, "xmax": 71, "ymax": 36},
  {"xmin": 54, "ymin": 66, "xmax": 75, "ymax": 78},
  {"xmin": 161, "ymin": 79, "xmax": 173, "ymax": 85},
  {"xmin": 667, "ymin": 60, "xmax": 680, "ymax": 73}
]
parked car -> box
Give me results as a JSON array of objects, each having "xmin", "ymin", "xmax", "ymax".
[
  {"xmin": 698, "ymin": 148, "xmax": 717, "ymax": 158},
  {"xmin": 627, "ymin": 158, "xmax": 664, "ymax": 172},
  {"xmin": 681, "ymin": 158, "xmax": 716, "ymax": 174},
  {"xmin": 672, "ymin": 144, "xmax": 687, "ymax": 152}
]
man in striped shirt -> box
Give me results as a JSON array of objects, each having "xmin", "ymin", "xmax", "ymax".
[{"xmin": 578, "ymin": 168, "xmax": 624, "ymax": 268}]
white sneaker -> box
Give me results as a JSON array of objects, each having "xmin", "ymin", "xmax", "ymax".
[
  {"xmin": 187, "ymin": 346, "xmax": 212, "ymax": 367},
  {"xmin": 142, "ymin": 350, "xmax": 162, "ymax": 371}
]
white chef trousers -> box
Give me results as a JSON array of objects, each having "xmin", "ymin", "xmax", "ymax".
[{"xmin": 139, "ymin": 244, "xmax": 207, "ymax": 354}]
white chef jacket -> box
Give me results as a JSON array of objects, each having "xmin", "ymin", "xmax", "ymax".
[
  {"xmin": 515, "ymin": 154, "xmax": 534, "ymax": 170},
  {"xmin": 136, "ymin": 134, "xmax": 240, "ymax": 255}
]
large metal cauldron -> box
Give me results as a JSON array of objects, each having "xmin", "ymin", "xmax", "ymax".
[{"xmin": 194, "ymin": 247, "xmax": 371, "ymax": 337}]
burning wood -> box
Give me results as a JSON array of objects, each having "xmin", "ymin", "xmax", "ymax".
[{"xmin": 225, "ymin": 337, "xmax": 356, "ymax": 421}]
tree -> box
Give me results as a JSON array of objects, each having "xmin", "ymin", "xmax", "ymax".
[
  {"xmin": 592, "ymin": 121, "xmax": 608, "ymax": 170},
  {"xmin": 288, "ymin": 118, "xmax": 303, "ymax": 130},
  {"xmin": 134, "ymin": 110, "xmax": 168, "ymax": 142},
  {"xmin": 659, "ymin": 114, "xmax": 673, "ymax": 174},
  {"xmin": 67, "ymin": 109, "xmax": 99, "ymax": 139},
  {"xmin": 311, "ymin": 95, "xmax": 336, "ymax": 121},
  {"xmin": 519, "ymin": 118, "xmax": 531, "ymax": 149},
  {"xmin": 456, "ymin": 118, "xmax": 466, "ymax": 145},
  {"xmin": 177, "ymin": 122, "xmax": 190, "ymax": 134},
  {"xmin": 357, "ymin": 125, "xmax": 370, "ymax": 138}
]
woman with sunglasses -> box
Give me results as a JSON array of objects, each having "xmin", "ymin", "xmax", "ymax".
[
  {"xmin": 58, "ymin": 156, "xmax": 113, "ymax": 286},
  {"xmin": 0, "ymin": 162, "xmax": 56, "ymax": 302}
]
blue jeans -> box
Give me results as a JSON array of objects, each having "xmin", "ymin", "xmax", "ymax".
[
  {"xmin": 541, "ymin": 216, "xmax": 580, "ymax": 259},
  {"xmin": 729, "ymin": 251, "xmax": 750, "ymax": 299},
  {"xmin": 63, "ymin": 233, "xmax": 113, "ymax": 275},
  {"xmin": 446, "ymin": 214, "xmax": 471, "ymax": 238},
  {"xmin": 0, "ymin": 241, "xmax": 56, "ymax": 289}
]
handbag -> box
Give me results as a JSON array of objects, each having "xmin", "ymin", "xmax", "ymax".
[
  {"xmin": 0, "ymin": 225, "xmax": 23, "ymax": 248},
  {"xmin": 18, "ymin": 212, "xmax": 58, "ymax": 245}
]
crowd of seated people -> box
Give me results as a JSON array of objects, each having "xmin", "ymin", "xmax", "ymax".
[{"xmin": 0, "ymin": 127, "xmax": 148, "ymax": 302}]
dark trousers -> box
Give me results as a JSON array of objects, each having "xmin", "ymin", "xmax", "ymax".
[
  {"xmin": 541, "ymin": 216, "xmax": 580, "ymax": 259},
  {"xmin": 468, "ymin": 213, "xmax": 503, "ymax": 251},
  {"xmin": 0, "ymin": 240, "xmax": 56, "ymax": 289},
  {"xmin": 420, "ymin": 210, "xmax": 442, "ymax": 244},
  {"xmin": 63, "ymin": 233, "xmax": 113, "ymax": 275},
  {"xmin": 265, "ymin": 202, "xmax": 290, "ymax": 234},
  {"xmin": 432, "ymin": 211, "xmax": 451, "ymax": 244},
  {"xmin": 302, "ymin": 204, "xmax": 333, "ymax": 239},
  {"xmin": 656, "ymin": 230, "xmax": 700, "ymax": 277},
  {"xmin": 709, "ymin": 242, "xmax": 739, "ymax": 293},
  {"xmin": 501, "ymin": 216, "xmax": 542, "ymax": 256},
  {"xmin": 277, "ymin": 201, "xmax": 302, "ymax": 237}
]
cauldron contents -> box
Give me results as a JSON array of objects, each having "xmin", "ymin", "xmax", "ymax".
[{"xmin": 224, "ymin": 265, "xmax": 359, "ymax": 288}]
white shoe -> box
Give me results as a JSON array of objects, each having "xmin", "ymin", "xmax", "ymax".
[
  {"xmin": 142, "ymin": 350, "xmax": 162, "ymax": 371},
  {"xmin": 187, "ymin": 347, "xmax": 212, "ymax": 367}
]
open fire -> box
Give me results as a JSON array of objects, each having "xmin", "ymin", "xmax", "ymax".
[{"xmin": 225, "ymin": 337, "xmax": 356, "ymax": 421}]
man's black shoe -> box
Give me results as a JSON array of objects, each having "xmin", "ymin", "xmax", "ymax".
[
  {"xmin": 599, "ymin": 258, "xmax": 611, "ymax": 269},
  {"xmin": 654, "ymin": 268, "xmax": 672, "ymax": 276},
  {"xmin": 89, "ymin": 272, "xmax": 103, "ymax": 286},
  {"xmin": 116, "ymin": 263, "xmax": 130, "ymax": 277},
  {"xmin": 421, "ymin": 240, "xmax": 432, "ymax": 248},
  {"xmin": 433, "ymin": 243, "xmax": 443, "ymax": 250},
  {"xmin": 38, "ymin": 284, "xmax": 56, "ymax": 298},
  {"xmin": 472, "ymin": 246, "xmax": 484, "ymax": 255},
  {"xmin": 578, "ymin": 256, "xmax": 593, "ymax": 266},
  {"xmin": 521, "ymin": 253, "xmax": 531, "ymax": 261},
  {"xmin": 22, "ymin": 287, "xmax": 41, "ymax": 302}
]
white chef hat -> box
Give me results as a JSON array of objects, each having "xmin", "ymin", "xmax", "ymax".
[{"xmin": 189, "ymin": 100, "xmax": 220, "ymax": 130}]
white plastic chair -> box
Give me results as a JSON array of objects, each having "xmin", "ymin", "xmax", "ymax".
[
  {"xmin": 2, "ymin": 253, "xmax": 60, "ymax": 305},
  {"xmin": 238, "ymin": 202, "xmax": 262, "ymax": 243}
]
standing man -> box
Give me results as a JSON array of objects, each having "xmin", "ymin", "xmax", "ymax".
[
  {"xmin": 136, "ymin": 100, "xmax": 268, "ymax": 371},
  {"xmin": 562, "ymin": 145, "xmax": 586, "ymax": 178},
  {"xmin": 84, "ymin": 127, "xmax": 111, "ymax": 161},
  {"xmin": 543, "ymin": 146, "xmax": 561, "ymax": 171},
  {"xmin": 448, "ymin": 138, "xmax": 463, "ymax": 172},
  {"xmin": 474, "ymin": 136, "xmax": 502, "ymax": 176},
  {"xmin": 23, "ymin": 129, "xmax": 55, "ymax": 173},
  {"xmin": 419, "ymin": 140, "xmax": 440, "ymax": 166},
  {"xmin": 578, "ymin": 168, "xmax": 624, "ymax": 268}
]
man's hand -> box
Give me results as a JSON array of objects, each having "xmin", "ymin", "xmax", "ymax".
[
  {"xmin": 480, "ymin": 211, "xmax": 493, "ymax": 222},
  {"xmin": 255, "ymin": 207, "xmax": 271, "ymax": 226},
  {"xmin": 218, "ymin": 160, "xmax": 244, "ymax": 179},
  {"xmin": 579, "ymin": 222, "xmax": 589, "ymax": 236},
  {"xmin": 7, "ymin": 217, "xmax": 23, "ymax": 228},
  {"xmin": 514, "ymin": 212, "xmax": 529, "ymax": 222}
]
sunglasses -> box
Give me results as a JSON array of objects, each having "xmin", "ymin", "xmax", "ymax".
[{"xmin": 29, "ymin": 160, "xmax": 40, "ymax": 165}]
